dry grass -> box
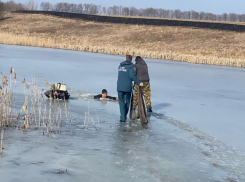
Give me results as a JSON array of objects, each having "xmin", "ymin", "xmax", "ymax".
[
  {"xmin": 0, "ymin": 70, "xmax": 18, "ymax": 127},
  {"xmin": 0, "ymin": 69, "xmax": 68, "ymax": 134},
  {"xmin": 0, "ymin": 68, "xmax": 99, "ymax": 136},
  {"xmin": 0, "ymin": 13, "xmax": 245, "ymax": 67}
]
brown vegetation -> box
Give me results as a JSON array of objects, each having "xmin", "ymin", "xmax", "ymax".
[
  {"xmin": 0, "ymin": 68, "xmax": 100, "ymax": 135},
  {"xmin": 0, "ymin": 69, "xmax": 71, "ymax": 137},
  {"xmin": 1, "ymin": 13, "xmax": 245, "ymax": 67}
]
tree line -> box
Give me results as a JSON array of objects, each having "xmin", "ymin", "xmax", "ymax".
[
  {"xmin": 0, "ymin": 1, "xmax": 4, "ymax": 19},
  {"xmin": 1, "ymin": 0, "xmax": 245, "ymax": 22}
]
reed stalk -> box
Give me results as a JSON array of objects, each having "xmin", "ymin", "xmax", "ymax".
[
  {"xmin": 0, "ymin": 129, "xmax": 4, "ymax": 156},
  {"xmin": 63, "ymin": 100, "xmax": 70, "ymax": 125},
  {"xmin": 0, "ymin": 68, "xmax": 76, "ymax": 136},
  {"xmin": 47, "ymin": 99, "xmax": 52, "ymax": 136}
]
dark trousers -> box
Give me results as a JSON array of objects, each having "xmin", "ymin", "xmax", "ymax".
[{"xmin": 118, "ymin": 91, "xmax": 131, "ymax": 121}]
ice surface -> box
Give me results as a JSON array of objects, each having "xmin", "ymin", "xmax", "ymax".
[{"xmin": 0, "ymin": 44, "xmax": 245, "ymax": 181}]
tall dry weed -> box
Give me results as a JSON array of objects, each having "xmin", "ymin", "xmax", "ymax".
[
  {"xmin": 0, "ymin": 129, "xmax": 4, "ymax": 156},
  {"xmin": 0, "ymin": 13, "xmax": 245, "ymax": 67}
]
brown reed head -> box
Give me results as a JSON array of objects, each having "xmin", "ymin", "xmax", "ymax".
[
  {"xmin": 9, "ymin": 67, "xmax": 12, "ymax": 74},
  {"xmin": 25, "ymin": 82, "xmax": 30, "ymax": 89},
  {"xmin": 13, "ymin": 72, "xmax": 16, "ymax": 79},
  {"xmin": 1, "ymin": 75, "xmax": 8, "ymax": 86},
  {"xmin": 44, "ymin": 80, "xmax": 49, "ymax": 86},
  {"xmin": 22, "ymin": 78, "xmax": 26, "ymax": 83}
]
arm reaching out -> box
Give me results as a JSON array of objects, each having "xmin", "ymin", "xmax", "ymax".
[{"xmin": 129, "ymin": 66, "xmax": 141, "ymax": 84}]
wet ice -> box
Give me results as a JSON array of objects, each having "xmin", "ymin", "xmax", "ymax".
[{"xmin": 0, "ymin": 44, "xmax": 245, "ymax": 182}]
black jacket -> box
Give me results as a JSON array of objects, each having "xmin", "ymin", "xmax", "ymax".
[
  {"xmin": 135, "ymin": 57, "xmax": 150, "ymax": 82},
  {"xmin": 94, "ymin": 94, "xmax": 117, "ymax": 101}
]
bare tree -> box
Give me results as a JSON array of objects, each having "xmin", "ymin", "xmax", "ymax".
[
  {"xmin": 173, "ymin": 9, "xmax": 181, "ymax": 19},
  {"xmin": 122, "ymin": 7, "xmax": 130, "ymax": 16},
  {"xmin": 206, "ymin": 13, "xmax": 216, "ymax": 21},
  {"xmin": 12, "ymin": 1, "xmax": 245, "ymax": 22},
  {"xmin": 53, "ymin": 3, "xmax": 70, "ymax": 12},
  {"xmin": 159, "ymin": 9, "xmax": 169, "ymax": 18},
  {"xmin": 181, "ymin": 11, "xmax": 188, "ymax": 19},
  {"xmin": 96, "ymin": 5, "xmax": 103, "ymax": 14},
  {"xmin": 25, "ymin": 0, "xmax": 38, "ymax": 10},
  {"xmin": 229, "ymin": 13, "xmax": 237, "ymax": 22},
  {"xmin": 2, "ymin": 0, "xmax": 24, "ymax": 11},
  {"xmin": 144, "ymin": 8, "xmax": 157, "ymax": 17},
  {"xmin": 0, "ymin": 1, "xmax": 4, "ymax": 19},
  {"xmin": 68, "ymin": 3, "xmax": 77, "ymax": 13},
  {"xmin": 40, "ymin": 2, "xmax": 53, "ymax": 11},
  {"xmin": 83, "ymin": 3, "xmax": 90, "ymax": 14},
  {"xmin": 77, "ymin": 4, "xmax": 83, "ymax": 13},
  {"xmin": 112, "ymin": 5, "xmax": 119, "ymax": 15},
  {"xmin": 118, "ymin": 6, "xmax": 123, "ymax": 15},
  {"xmin": 107, "ymin": 6, "xmax": 113, "ymax": 15},
  {"xmin": 238, "ymin": 14, "xmax": 245, "ymax": 22},
  {"xmin": 102, "ymin": 6, "xmax": 106, "ymax": 14},
  {"xmin": 199, "ymin": 12, "xmax": 206, "ymax": 20},
  {"xmin": 191, "ymin": 11, "xmax": 200, "ymax": 20},
  {"xmin": 61, "ymin": 3, "xmax": 70, "ymax": 12},
  {"xmin": 222, "ymin": 13, "xmax": 228, "ymax": 21},
  {"xmin": 216, "ymin": 15, "xmax": 222, "ymax": 21},
  {"xmin": 53, "ymin": 3, "xmax": 62, "ymax": 12},
  {"xmin": 88, "ymin": 4, "xmax": 99, "ymax": 14},
  {"xmin": 129, "ymin": 7, "xmax": 138, "ymax": 16},
  {"xmin": 107, "ymin": 6, "xmax": 120, "ymax": 15}
]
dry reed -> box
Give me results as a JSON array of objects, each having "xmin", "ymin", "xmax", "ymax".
[
  {"xmin": 0, "ymin": 70, "xmax": 18, "ymax": 127},
  {"xmin": 0, "ymin": 68, "xmax": 75, "ymax": 135},
  {"xmin": 0, "ymin": 13, "xmax": 244, "ymax": 67},
  {"xmin": 81, "ymin": 101, "xmax": 101, "ymax": 130},
  {"xmin": 0, "ymin": 68, "xmax": 101, "ymax": 146},
  {"xmin": 0, "ymin": 129, "xmax": 4, "ymax": 156}
]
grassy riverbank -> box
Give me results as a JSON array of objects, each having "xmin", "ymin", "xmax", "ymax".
[{"xmin": 1, "ymin": 12, "xmax": 245, "ymax": 67}]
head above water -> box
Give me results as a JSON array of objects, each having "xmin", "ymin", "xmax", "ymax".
[
  {"xmin": 126, "ymin": 55, "xmax": 132, "ymax": 61},
  {"xmin": 101, "ymin": 89, "xmax": 107, "ymax": 98}
]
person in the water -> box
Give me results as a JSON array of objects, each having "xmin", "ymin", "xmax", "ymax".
[{"xmin": 94, "ymin": 89, "xmax": 118, "ymax": 101}]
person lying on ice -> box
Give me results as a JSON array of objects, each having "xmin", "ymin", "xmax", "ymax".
[{"xmin": 94, "ymin": 89, "xmax": 118, "ymax": 101}]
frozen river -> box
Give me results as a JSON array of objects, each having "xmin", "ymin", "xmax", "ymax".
[{"xmin": 0, "ymin": 44, "xmax": 245, "ymax": 182}]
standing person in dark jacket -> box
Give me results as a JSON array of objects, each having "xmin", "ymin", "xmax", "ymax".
[
  {"xmin": 133, "ymin": 56, "xmax": 152, "ymax": 112},
  {"xmin": 117, "ymin": 55, "xmax": 143, "ymax": 122}
]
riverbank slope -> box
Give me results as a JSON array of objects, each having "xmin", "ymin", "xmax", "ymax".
[{"xmin": 0, "ymin": 12, "xmax": 245, "ymax": 67}]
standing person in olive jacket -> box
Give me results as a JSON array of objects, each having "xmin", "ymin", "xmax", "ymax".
[
  {"xmin": 133, "ymin": 56, "xmax": 152, "ymax": 112},
  {"xmin": 117, "ymin": 55, "xmax": 143, "ymax": 122}
]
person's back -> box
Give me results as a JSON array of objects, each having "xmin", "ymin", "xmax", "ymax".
[
  {"xmin": 133, "ymin": 56, "xmax": 152, "ymax": 112},
  {"xmin": 117, "ymin": 60, "xmax": 136, "ymax": 92},
  {"xmin": 117, "ymin": 55, "xmax": 142, "ymax": 122},
  {"xmin": 134, "ymin": 56, "xmax": 150, "ymax": 82}
]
